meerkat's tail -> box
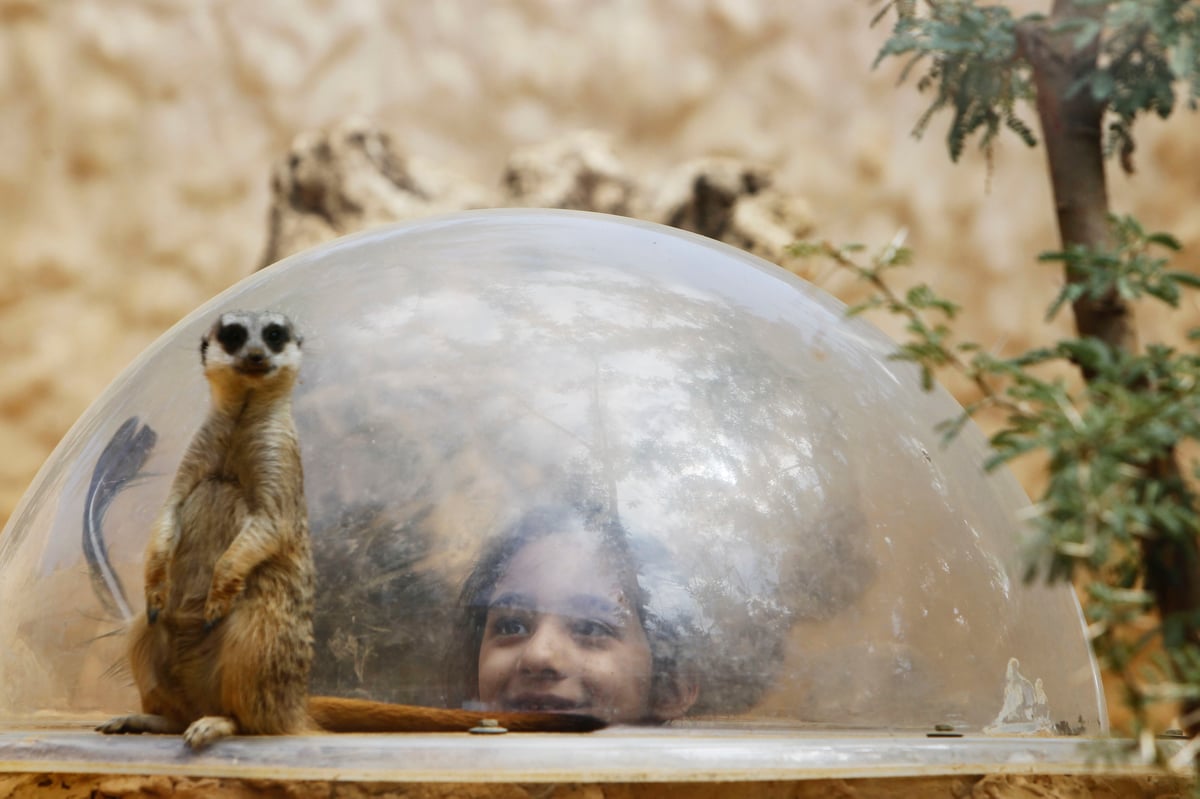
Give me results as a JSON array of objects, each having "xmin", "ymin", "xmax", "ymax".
[
  {"xmin": 307, "ymin": 696, "xmax": 606, "ymax": 733},
  {"xmin": 83, "ymin": 416, "xmax": 158, "ymax": 621}
]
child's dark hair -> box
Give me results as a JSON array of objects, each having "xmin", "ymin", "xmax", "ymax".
[{"xmin": 443, "ymin": 502, "xmax": 697, "ymax": 722}]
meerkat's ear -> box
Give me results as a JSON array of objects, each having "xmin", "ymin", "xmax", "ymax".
[{"xmin": 200, "ymin": 335, "xmax": 210, "ymax": 364}]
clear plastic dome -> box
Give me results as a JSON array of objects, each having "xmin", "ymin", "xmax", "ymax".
[{"xmin": 0, "ymin": 209, "xmax": 1104, "ymax": 734}]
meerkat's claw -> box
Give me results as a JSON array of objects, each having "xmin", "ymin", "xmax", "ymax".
[
  {"xmin": 98, "ymin": 713, "xmax": 180, "ymax": 735},
  {"xmin": 203, "ymin": 571, "xmax": 243, "ymax": 626},
  {"xmin": 96, "ymin": 716, "xmax": 133, "ymax": 734},
  {"xmin": 145, "ymin": 583, "xmax": 169, "ymax": 624},
  {"xmin": 203, "ymin": 596, "xmax": 232, "ymax": 629},
  {"xmin": 183, "ymin": 715, "xmax": 237, "ymax": 750}
]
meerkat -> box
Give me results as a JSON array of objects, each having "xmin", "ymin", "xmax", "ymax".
[{"xmin": 99, "ymin": 310, "xmax": 599, "ymax": 750}]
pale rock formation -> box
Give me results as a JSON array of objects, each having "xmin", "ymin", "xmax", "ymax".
[
  {"xmin": 502, "ymin": 130, "xmax": 637, "ymax": 216},
  {"xmin": 261, "ymin": 117, "xmax": 490, "ymax": 266},
  {"xmin": 644, "ymin": 156, "xmax": 814, "ymax": 265},
  {"xmin": 261, "ymin": 122, "xmax": 814, "ymax": 274}
]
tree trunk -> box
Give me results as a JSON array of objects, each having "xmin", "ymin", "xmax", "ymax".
[{"xmin": 1017, "ymin": 0, "xmax": 1136, "ymax": 353}]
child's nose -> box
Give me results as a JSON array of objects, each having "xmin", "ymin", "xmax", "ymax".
[{"xmin": 517, "ymin": 620, "xmax": 573, "ymax": 676}]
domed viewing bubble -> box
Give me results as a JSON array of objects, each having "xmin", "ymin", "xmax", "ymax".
[{"xmin": 0, "ymin": 209, "xmax": 1103, "ymax": 738}]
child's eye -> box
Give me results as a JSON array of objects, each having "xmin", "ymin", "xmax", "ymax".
[
  {"xmin": 571, "ymin": 618, "xmax": 617, "ymax": 640},
  {"xmin": 490, "ymin": 614, "xmax": 530, "ymax": 637}
]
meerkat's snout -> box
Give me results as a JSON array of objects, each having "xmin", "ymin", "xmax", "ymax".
[{"xmin": 243, "ymin": 349, "xmax": 268, "ymax": 370}]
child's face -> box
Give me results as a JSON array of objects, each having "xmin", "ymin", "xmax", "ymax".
[{"xmin": 476, "ymin": 532, "xmax": 655, "ymax": 723}]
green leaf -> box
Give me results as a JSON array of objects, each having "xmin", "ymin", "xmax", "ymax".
[
  {"xmin": 1167, "ymin": 271, "xmax": 1200, "ymax": 288},
  {"xmin": 1090, "ymin": 69, "xmax": 1116, "ymax": 102}
]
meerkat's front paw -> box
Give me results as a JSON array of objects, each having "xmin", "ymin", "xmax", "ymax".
[
  {"xmin": 144, "ymin": 583, "xmax": 170, "ymax": 624},
  {"xmin": 203, "ymin": 576, "xmax": 243, "ymax": 629},
  {"xmin": 143, "ymin": 553, "xmax": 172, "ymax": 623},
  {"xmin": 202, "ymin": 600, "xmax": 227, "ymax": 630}
]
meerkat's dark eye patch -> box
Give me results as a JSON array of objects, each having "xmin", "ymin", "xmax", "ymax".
[
  {"xmin": 261, "ymin": 323, "xmax": 291, "ymax": 353},
  {"xmin": 216, "ymin": 323, "xmax": 249, "ymax": 355}
]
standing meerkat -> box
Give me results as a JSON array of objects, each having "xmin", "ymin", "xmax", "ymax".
[
  {"xmin": 100, "ymin": 310, "xmax": 599, "ymax": 750},
  {"xmin": 99, "ymin": 310, "xmax": 315, "ymax": 749}
]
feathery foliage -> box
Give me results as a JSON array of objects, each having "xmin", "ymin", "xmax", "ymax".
[{"xmin": 874, "ymin": 0, "xmax": 1200, "ymax": 170}]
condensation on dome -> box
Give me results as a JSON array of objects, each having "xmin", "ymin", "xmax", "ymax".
[{"xmin": 0, "ymin": 209, "xmax": 1104, "ymax": 734}]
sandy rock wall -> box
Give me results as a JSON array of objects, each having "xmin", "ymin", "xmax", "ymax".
[{"xmin": 2, "ymin": 1, "xmax": 1199, "ymax": 536}]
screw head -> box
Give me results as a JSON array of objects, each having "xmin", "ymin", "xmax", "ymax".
[
  {"xmin": 927, "ymin": 722, "xmax": 962, "ymax": 738},
  {"xmin": 469, "ymin": 718, "xmax": 508, "ymax": 734}
]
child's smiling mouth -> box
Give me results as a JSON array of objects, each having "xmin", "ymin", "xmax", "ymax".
[{"xmin": 504, "ymin": 693, "xmax": 586, "ymax": 712}]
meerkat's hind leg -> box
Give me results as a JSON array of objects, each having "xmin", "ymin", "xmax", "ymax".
[
  {"xmin": 182, "ymin": 715, "xmax": 238, "ymax": 750},
  {"xmin": 97, "ymin": 713, "xmax": 184, "ymax": 735}
]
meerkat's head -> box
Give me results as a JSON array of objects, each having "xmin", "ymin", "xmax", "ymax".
[{"xmin": 201, "ymin": 311, "xmax": 302, "ymax": 400}]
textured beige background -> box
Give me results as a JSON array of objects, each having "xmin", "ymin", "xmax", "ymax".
[
  {"xmin": 1, "ymin": 1, "xmax": 1198, "ymax": 536},
  {"xmin": 1, "ymin": 0, "xmax": 1199, "ymax": 751}
]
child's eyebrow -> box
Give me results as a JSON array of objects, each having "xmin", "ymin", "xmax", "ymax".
[
  {"xmin": 487, "ymin": 591, "xmax": 629, "ymax": 622},
  {"xmin": 486, "ymin": 592, "xmax": 537, "ymax": 611},
  {"xmin": 563, "ymin": 594, "xmax": 627, "ymax": 621}
]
